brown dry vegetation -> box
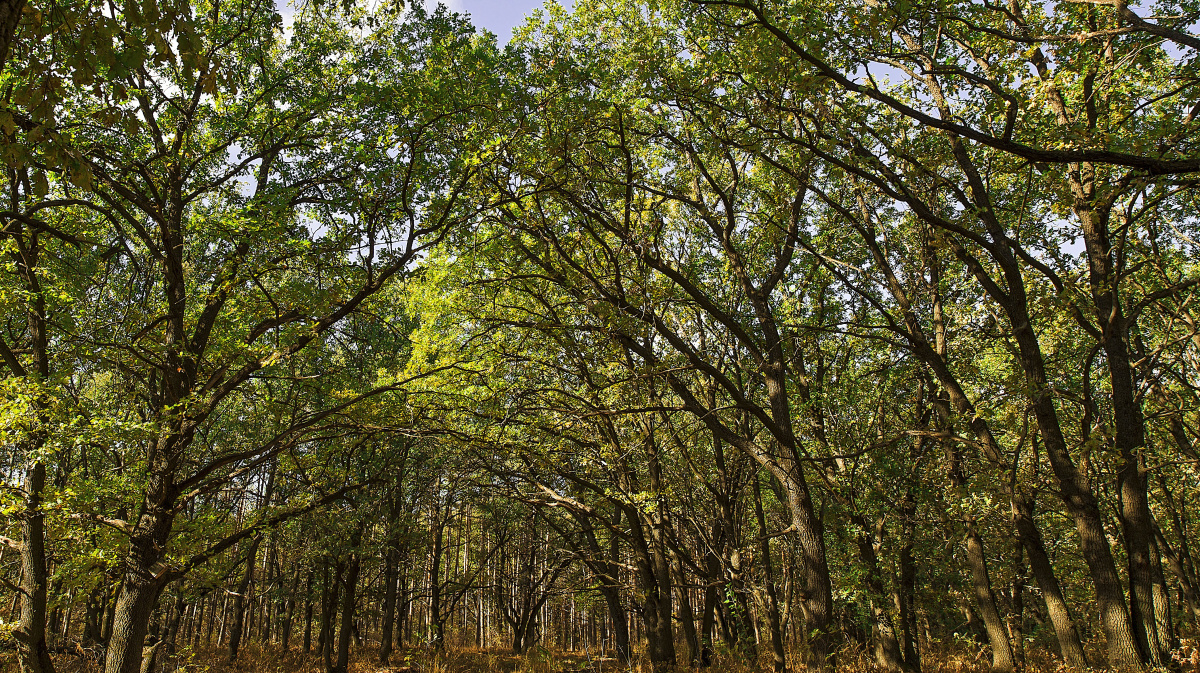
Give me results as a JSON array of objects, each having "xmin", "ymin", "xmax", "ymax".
[{"xmin": 7, "ymin": 640, "xmax": 1200, "ymax": 673}]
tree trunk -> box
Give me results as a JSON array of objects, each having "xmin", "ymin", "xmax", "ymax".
[
  {"xmin": 104, "ymin": 572, "xmax": 168, "ymax": 673},
  {"xmin": 853, "ymin": 513, "xmax": 905, "ymax": 673},
  {"xmin": 896, "ymin": 490, "xmax": 920, "ymax": 671},
  {"xmin": 0, "ymin": 0, "xmax": 25, "ymax": 71},
  {"xmin": 84, "ymin": 586, "xmax": 106, "ymax": 647},
  {"xmin": 630, "ymin": 515, "xmax": 675, "ymax": 673},
  {"xmin": 227, "ymin": 536, "xmax": 263, "ymax": 662},
  {"xmin": 755, "ymin": 475, "xmax": 788, "ymax": 673},
  {"xmin": 321, "ymin": 561, "xmax": 342, "ymax": 672},
  {"xmin": 14, "ymin": 460, "xmax": 55, "ymax": 673},
  {"xmin": 430, "ymin": 505, "xmax": 445, "ymax": 649},
  {"xmin": 1004, "ymin": 298, "xmax": 1144, "ymax": 670},
  {"xmin": 1071, "ymin": 164, "xmax": 1162, "ymax": 667},
  {"xmin": 379, "ymin": 543, "xmax": 399, "ymax": 663},
  {"xmin": 1013, "ymin": 492, "xmax": 1088, "ymax": 667},
  {"xmin": 674, "ymin": 557, "xmax": 701, "ymax": 668},
  {"xmin": 303, "ymin": 569, "xmax": 314, "ymax": 653},
  {"xmin": 1150, "ymin": 535, "xmax": 1175, "ymax": 652},
  {"xmin": 1119, "ymin": 450, "xmax": 1163, "ymax": 666},
  {"xmin": 332, "ymin": 524, "xmax": 363, "ymax": 673},
  {"xmin": 281, "ymin": 565, "xmax": 301, "ymax": 650},
  {"xmin": 1155, "ymin": 523, "xmax": 1200, "ymax": 623},
  {"xmin": 965, "ymin": 519, "xmax": 1016, "ymax": 673}
]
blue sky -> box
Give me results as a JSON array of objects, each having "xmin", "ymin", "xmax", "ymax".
[
  {"xmin": 276, "ymin": 0, "xmax": 570, "ymax": 44},
  {"xmin": 437, "ymin": 0, "xmax": 567, "ymax": 41}
]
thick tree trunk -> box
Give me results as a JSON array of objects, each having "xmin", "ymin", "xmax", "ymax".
[
  {"xmin": 105, "ymin": 572, "xmax": 168, "ymax": 673},
  {"xmin": 1005, "ymin": 300, "xmax": 1144, "ymax": 670},
  {"xmin": 777, "ymin": 462, "xmax": 833, "ymax": 672}
]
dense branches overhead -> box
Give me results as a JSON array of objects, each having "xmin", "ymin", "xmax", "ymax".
[{"xmin": 0, "ymin": 0, "xmax": 1198, "ymax": 672}]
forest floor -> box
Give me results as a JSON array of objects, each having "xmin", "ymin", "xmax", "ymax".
[{"xmin": 10, "ymin": 639, "xmax": 1200, "ymax": 673}]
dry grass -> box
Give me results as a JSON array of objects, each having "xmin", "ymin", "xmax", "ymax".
[{"xmin": 5, "ymin": 638, "xmax": 1199, "ymax": 673}]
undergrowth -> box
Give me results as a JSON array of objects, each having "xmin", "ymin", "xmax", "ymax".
[{"xmin": 7, "ymin": 638, "xmax": 1199, "ymax": 673}]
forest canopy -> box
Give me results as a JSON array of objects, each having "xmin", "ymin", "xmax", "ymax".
[{"xmin": 0, "ymin": 0, "xmax": 1198, "ymax": 672}]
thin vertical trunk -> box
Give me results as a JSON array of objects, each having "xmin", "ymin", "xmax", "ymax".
[
  {"xmin": 965, "ymin": 519, "xmax": 1016, "ymax": 673},
  {"xmin": 379, "ymin": 487, "xmax": 403, "ymax": 664},
  {"xmin": 321, "ymin": 561, "xmax": 342, "ymax": 673},
  {"xmin": 755, "ymin": 475, "xmax": 788, "ymax": 673},
  {"xmin": 1155, "ymin": 523, "xmax": 1200, "ymax": 623},
  {"xmin": 281, "ymin": 565, "xmax": 301, "ymax": 650},
  {"xmin": 303, "ymin": 569, "xmax": 314, "ymax": 653},
  {"xmin": 674, "ymin": 557, "xmax": 701, "ymax": 668},
  {"xmin": 1013, "ymin": 492, "xmax": 1088, "ymax": 668},
  {"xmin": 1150, "ymin": 535, "xmax": 1175, "ymax": 652},
  {"xmin": 700, "ymin": 545, "xmax": 719, "ymax": 667},
  {"xmin": 14, "ymin": 460, "xmax": 55, "ymax": 673},
  {"xmin": 896, "ymin": 490, "xmax": 920, "ymax": 671},
  {"xmin": 227, "ymin": 536, "xmax": 263, "ymax": 662},
  {"xmin": 84, "ymin": 586, "xmax": 105, "ymax": 646},
  {"xmin": 332, "ymin": 524, "xmax": 363, "ymax": 673},
  {"xmin": 853, "ymin": 512, "xmax": 905, "ymax": 673},
  {"xmin": 379, "ymin": 544, "xmax": 398, "ymax": 662},
  {"xmin": 430, "ymin": 500, "xmax": 445, "ymax": 650},
  {"xmin": 1011, "ymin": 547, "xmax": 1025, "ymax": 667}
]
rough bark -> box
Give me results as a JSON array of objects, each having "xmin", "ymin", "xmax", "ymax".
[
  {"xmin": 0, "ymin": 0, "xmax": 24, "ymax": 70},
  {"xmin": 755, "ymin": 475, "xmax": 788, "ymax": 673},
  {"xmin": 853, "ymin": 513, "xmax": 905, "ymax": 673},
  {"xmin": 965, "ymin": 520, "xmax": 1016, "ymax": 673},
  {"xmin": 1013, "ymin": 492, "xmax": 1089, "ymax": 668},
  {"xmin": 105, "ymin": 574, "xmax": 168, "ymax": 673},
  {"xmin": 14, "ymin": 461, "xmax": 55, "ymax": 673}
]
